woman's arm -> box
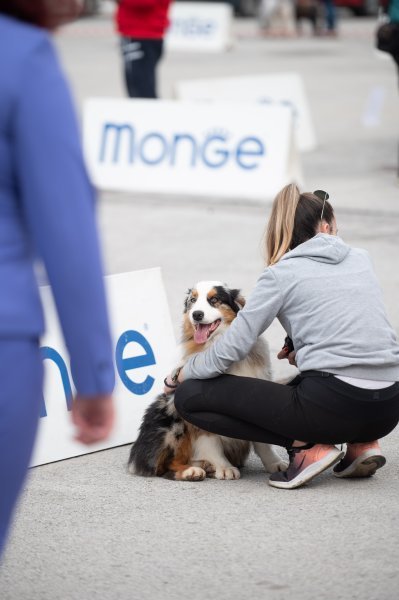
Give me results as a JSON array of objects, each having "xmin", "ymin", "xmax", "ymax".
[{"xmin": 182, "ymin": 268, "xmax": 284, "ymax": 380}]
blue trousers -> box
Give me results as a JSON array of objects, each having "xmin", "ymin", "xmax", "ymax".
[
  {"xmin": 0, "ymin": 339, "xmax": 43, "ymax": 556},
  {"xmin": 322, "ymin": 0, "xmax": 336, "ymax": 31}
]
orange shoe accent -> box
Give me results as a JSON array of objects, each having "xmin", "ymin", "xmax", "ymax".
[
  {"xmin": 333, "ymin": 441, "xmax": 386, "ymax": 478},
  {"xmin": 269, "ymin": 444, "xmax": 344, "ymax": 489}
]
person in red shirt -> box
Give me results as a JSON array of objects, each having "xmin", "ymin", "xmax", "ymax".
[{"xmin": 115, "ymin": 0, "xmax": 172, "ymax": 98}]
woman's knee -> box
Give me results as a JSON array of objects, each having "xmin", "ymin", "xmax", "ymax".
[{"xmin": 174, "ymin": 379, "xmax": 204, "ymax": 416}]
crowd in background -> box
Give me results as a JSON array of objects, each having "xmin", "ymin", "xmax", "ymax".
[{"xmin": 258, "ymin": 0, "xmax": 337, "ymax": 36}]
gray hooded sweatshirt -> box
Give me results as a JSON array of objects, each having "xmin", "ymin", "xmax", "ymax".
[{"xmin": 182, "ymin": 233, "xmax": 399, "ymax": 382}]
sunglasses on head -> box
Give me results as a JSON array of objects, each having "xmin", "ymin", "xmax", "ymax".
[{"xmin": 313, "ymin": 189, "xmax": 329, "ymax": 222}]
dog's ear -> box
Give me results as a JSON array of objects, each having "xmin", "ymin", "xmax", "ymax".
[
  {"xmin": 230, "ymin": 288, "xmax": 246, "ymax": 311},
  {"xmin": 183, "ymin": 288, "xmax": 192, "ymax": 313}
]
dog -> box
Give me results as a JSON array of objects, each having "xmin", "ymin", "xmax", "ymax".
[{"xmin": 128, "ymin": 281, "xmax": 287, "ymax": 481}]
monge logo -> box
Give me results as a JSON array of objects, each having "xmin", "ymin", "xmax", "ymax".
[
  {"xmin": 170, "ymin": 17, "xmax": 216, "ymax": 37},
  {"xmin": 39, "ymin": 329, "xmax": 156, "ymax": 418},
  {"xmin": 99, "ymin": 123, "xmax": 266, "ymax": 170}
]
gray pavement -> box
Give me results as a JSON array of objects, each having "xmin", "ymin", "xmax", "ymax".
[{"xmin": 1, "ymin": 12, "xmax": 399, "ymax": 600}]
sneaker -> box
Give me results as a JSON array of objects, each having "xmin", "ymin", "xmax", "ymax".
[
  {"xmin": 333, "ymin": 441, "xmax": 386, "ymax": 478},
  {"xmin": 268, "ymin": 444, "xmax": 344, "ymax": 490}
]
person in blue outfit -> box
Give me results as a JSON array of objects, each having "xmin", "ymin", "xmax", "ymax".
[{"xmin": 0, "ymin": 0, "xmax": 116, "ymax": 556}]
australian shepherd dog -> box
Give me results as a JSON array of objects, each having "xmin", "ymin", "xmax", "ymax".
[{"xmin": 128, "ymin": 281, "xmax": 287, "ymax": 481}]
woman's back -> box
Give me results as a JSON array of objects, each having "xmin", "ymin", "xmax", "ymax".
[
  {"xmin": 0, "ymin": 15, "xmax": 50, "ymax": 336},
  {"xmin": 272, "ymin": 234, "xmax": 399, "ymax": 379},
  {"xmin": 0, "ymin": 13, "xmax": 114, "ymax": 392}
]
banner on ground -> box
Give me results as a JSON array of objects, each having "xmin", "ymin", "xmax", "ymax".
[
  {"xmin": 83, "ymin": 98, "xmax": 302, "ymax": 201},
  {"xmin": 165, "ymin": 2, "xmax": 233, "ymax": 53},
  {"xmin": 30, "ymin": 268, "xmax": 177, "ymax": 467},
  {"xmin": 175, "ymin": 73, "xmax": 316, "ymax": 152}
]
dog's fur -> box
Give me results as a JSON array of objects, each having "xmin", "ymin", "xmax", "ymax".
[{"xmin": 128, "ymin": 281, "xmax": 287, "ymax": 481}]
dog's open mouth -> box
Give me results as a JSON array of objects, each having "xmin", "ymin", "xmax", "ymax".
[{"xmin": 194, "ymin": 320, "xmax": 221, "ymax": 344}]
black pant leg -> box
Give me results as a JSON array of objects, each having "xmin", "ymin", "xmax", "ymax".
[
  {"xmin": 174, "ymin": 376, "xmax": 297, "ymax": 447},
  {"xmin": 120, "ymin": 37, "xmax": 163, "ymax": 99},
  {"xmin": 174, "ymin": 375, "xmax": 399, "ymax": 448}
]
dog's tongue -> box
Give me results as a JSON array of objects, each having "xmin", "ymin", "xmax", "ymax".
[{"xmin": 194, "ymin": 323, "xmax": 211, "ymax": 344}]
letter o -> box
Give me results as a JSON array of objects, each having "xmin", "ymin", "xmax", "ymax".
[{"xmin": 139, "ymin": 133, "xmax": 168, "ymax": 165}]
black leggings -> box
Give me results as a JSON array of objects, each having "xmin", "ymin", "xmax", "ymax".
[{"xmin": 174, "ymin": 373, "xmax": 399, "ymax": 449}]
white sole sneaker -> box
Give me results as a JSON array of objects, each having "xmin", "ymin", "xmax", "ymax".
[
  {"xmin": 333, "ymin": 450, "xmax": 386, "ymax": 478},
  {"xmin": 268, "ymin": 448, "xmax": 344, "ymax": 490}
]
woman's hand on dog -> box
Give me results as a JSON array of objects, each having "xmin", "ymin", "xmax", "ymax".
[
  {"xmin": 164, "ymin": 376, "xmax": 176, "ymax": 394},
  {"xmin": 277, "ymin": 346, "xmax": 297, "ymax": 366},
  {"xmin": 164, "ymin": 368, "xmax": 184, "ymax": 395}
]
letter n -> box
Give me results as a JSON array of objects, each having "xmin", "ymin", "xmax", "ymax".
[{"xmin": 40, "ymin": 347, "xmax": 73, "ymax": 418}]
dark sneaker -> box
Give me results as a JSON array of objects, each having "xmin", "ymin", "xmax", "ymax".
[
  {"xmin": 269, "ymin": 444, "xmax": 344, "ymax": 490},
  {"xmin": 333, "ymin": 441, "xmax": 386, "ymax": 478}
]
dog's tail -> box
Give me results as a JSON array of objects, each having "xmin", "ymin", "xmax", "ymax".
[{"xmin": 128, "ymin": 394, "xmax": 185, "ymax": 477}]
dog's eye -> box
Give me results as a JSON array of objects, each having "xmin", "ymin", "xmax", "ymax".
[
  {"xmin": 190, "ymin": 297, "xmax": 196, "ymax": 304},
  {"xmin": 209, "ymin": 297, "xmax": 219, "ymax": 305}
]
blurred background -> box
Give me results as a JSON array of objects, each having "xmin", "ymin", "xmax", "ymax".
[{"xmin": 54, "ymin": 0, "xmax": 399, "ymax": 339}]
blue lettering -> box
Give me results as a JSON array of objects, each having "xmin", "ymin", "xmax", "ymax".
[
  {"xmin": 40, "ymin": 347, "xmax": 73, "ymax": 418},
  {"xmin": 202, "ymin": 135, "xmax": 229, "ymax": 168},
  {"xmin": 280, "ymin": 99, "xmax": 298, "ymax": 120},
  {"xmin": 258, "ymin": 97, "xmax": 298, "ymax": 121},
  {"xmin": 204, "ymin": 22, "xmax": 214, "ymax": 35},
  {"xmin": 236, "ymin": 137, "xmax": 265, "ymax": 170},
  {"xmin": 98, "ymin": 123, "xmax": 265, "ymax": 171},
  {"xmin": 99, "ymin": 123, "xmax": 135, "ymax": 163},
  {"xmin": 39, "ymin": 329, "xmax": 156, "ymax": 417},
  {"xmin": 258, "ymin": 97, "xmax": 273, "ymax": 105},
  {"xmin": 115, "ymin": 330, "xmax": 156, "ymax": 395},
  {"xmin": 172, "ymin": 18, "xmax": 215, "ymax": 37},
  {"xmin": 139, "ymin": 133, "xmax": 168, "ymax": 165},
  {"xmin": 170, "ymin": 134, "xmax": 197, "ymax": 167}
]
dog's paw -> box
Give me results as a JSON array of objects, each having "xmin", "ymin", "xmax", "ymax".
[
  {"xmin": 265, "ymin": 459, "xmax": 289, "ymax": 473},
  {"xmin": 180, "ymin": 466, "xmax": 206, "ymax": 481},
  {"xmin": 214, "ymin": 466, "xmax": 241, "ymax": 480},
  {"xmin": 192, "ymin": 460, "xmax": 216, "ymax": 476}
]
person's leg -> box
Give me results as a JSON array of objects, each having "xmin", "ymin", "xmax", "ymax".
[
  {"xmin": 392, "ymin": 54, "xmax": 399, "ymax": 90},
  {"xmin": 174, "ymin": 376, "xmax": 297, "ymax": 447},
  {"xmin": 322, "ymin": 0, "xmax": 336, "ymax": 33},
  {"xmin": 0, "ymin": 339, "xmax": 43, "ymax": 556},
  {"xmin": 120, "ymin": 37, "xmax": 163, "ymax": 99},
  {"xmin": 148, "ymin": 39, "xmax": 164, "ymax": 99},
  {"xmin": 174, "ymin": 375, "xmax": 399, "ymax": 488},
  {"xmin": 175, "ymin": 376, "xmax": 345, "ymax": 489}
]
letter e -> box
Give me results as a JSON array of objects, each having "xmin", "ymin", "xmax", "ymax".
[{"xmin": 115, "ymin": 330, "xmax": 156, "ymax": 395}]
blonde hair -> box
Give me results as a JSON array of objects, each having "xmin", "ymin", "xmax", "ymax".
[{"xmin": 265, "ymin": 183, "xmax": 301, "ymax": 266}]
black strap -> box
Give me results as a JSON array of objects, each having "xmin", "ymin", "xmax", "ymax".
[
  {"xmin": 300, "ymin": 370, "xmax": 332, "ymax": 378},
  {"xmin": 163, "ymin": 377, "xmax": 178, "ymax": 389}
]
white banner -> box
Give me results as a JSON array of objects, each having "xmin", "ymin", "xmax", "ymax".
[
  {"xmin": 165, "ymin": 2, "xmax": 233, "ymax": 53},
  {"xmin": 83, "ymin": 98, "xmax": 302, "ymax": 201},
  {"xmin": 30, "ymin": 268, "xmax": 177, "ymax": 466},
  {"xmin": 175, "ymin": 73, "xmax": 317, "ymax": 152}
]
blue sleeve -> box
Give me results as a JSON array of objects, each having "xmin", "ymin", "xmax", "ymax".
[
  {"xmin": 14, "ymin": 36, "xmax": 115, "ymax": 396},
  {"xmin": 182, "ymin": 268, "xmax": 283, "ymax": 380}
]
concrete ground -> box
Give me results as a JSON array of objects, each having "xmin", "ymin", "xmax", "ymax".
[{"xmin": 1, "ymin": 10, "xmax": 399, "ymax": 600}]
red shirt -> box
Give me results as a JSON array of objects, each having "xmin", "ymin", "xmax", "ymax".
[{"xmin": 116, "ymin": 0, "xmax": 172, "ymax": 39}]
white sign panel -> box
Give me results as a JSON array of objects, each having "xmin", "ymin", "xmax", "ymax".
[
  {"xmin": 83, "ymin": 98, "xmax": 302, "ymax": 201},
  {"xmin": 30, "ymin": 268, "xmax": 177, "ymax": 466},
  {"xmin": 175, "ymin": 73, "xmax": 316, "ymax": 152},
  {"xmin": 165, "ymin": 2, "xmax": 233, "ymax": 53}
]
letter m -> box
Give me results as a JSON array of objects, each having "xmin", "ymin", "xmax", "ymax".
[{"xmin": 99, "ymin": 123, "xmax": 134, "ymax": 164}]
